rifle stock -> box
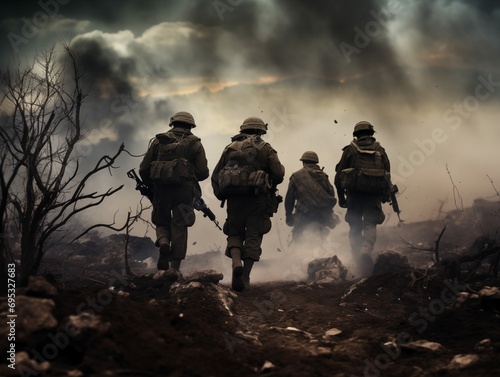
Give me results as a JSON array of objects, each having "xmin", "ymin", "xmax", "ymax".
[
  {"xmin": 389, "ymin": 184, "xmax": 403, "ymax": 223},
  {"xmin": 193, "ymin": 196, "xmax": 222, "ymax": 230},
  {"xmin": 127, "ymin": 169, "xmax": 153, "ymax": 202}
]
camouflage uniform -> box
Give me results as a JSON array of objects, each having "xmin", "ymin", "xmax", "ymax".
[
  {"xmin": 212, "ymin": 119, "xmax": 284, "ymax": 291},
  {"xmin": 140, "ymin": 124, "xmax": 209, "ymax": 268},
  {"xmin": 285, "ymin": 163, "xmax": 338, "ymax": 242},
  {"xmin": 335, "ymin": 132, "xmax": 390, "ymax": 276}
]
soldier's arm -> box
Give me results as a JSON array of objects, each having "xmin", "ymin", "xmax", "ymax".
[
  {"xmin": 334, "ymin": 148, "xmax": 351, "ymax": 193},
  {"xmin": 284, "ymin": 178, "xmax": 296, "ymax": 216},
  {"xmin": 193, "ymin": 141, "xmax": 210, "ymax": 181},
  {"xmin": 266, "ymin": 147, "xmax": 285, "ymax": 185},
  {"xmin": 139, "ymin": 139, "xmax": 157, "ymax": 187},
  {"xmin": 211, "ymin": 149, "xmax": 228, "ymax": 200},
  {"xmin": 380, "ymin": 146, "xmax": 391, "ymax": 173}
]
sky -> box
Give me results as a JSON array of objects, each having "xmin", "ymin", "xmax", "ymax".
[{"xmin": 1, "ymin": 0, "xmax": 500, "ymax": 274}]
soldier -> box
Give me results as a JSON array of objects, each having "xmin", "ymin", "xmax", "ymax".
[
  {"xmin": 139, "ymin": 111, "xmax": 209, "ymax": 273},
  {"xmin": 284, "ymin": 151, "xmax": 338, "ymax": 243},
  {"xmin": 212, "ymin": 116, "xmax": 285, "ymax": 292},
  {"xmin": 334, "ymin": 121, "xmax": 391, "ymax": 277}
]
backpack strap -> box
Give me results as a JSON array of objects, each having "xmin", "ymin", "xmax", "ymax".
[{"xmin": 291, "ymin": 168, "xmax": 336, "ymax": 211}]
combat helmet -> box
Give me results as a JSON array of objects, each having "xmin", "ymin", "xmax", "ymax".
[
  {"xmin": 240, "ymin": 116, "xmax": 268, "ymax": 133},
  {"xmin": 300, "ymin": 151, "xmax": 319, "ymax": 164},
  {"xmin": 169, "ymin": 111, "xmax": 196, "ymax": 128},
  {"xmin": 353, "ymin": 120, "xmax": 375, "ymax": 136}
]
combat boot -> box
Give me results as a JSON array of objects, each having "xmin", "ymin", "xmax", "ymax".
[
  {"xmin": 169, "ymin": 259, "xmax": 184, "ymax": 280},
  {"xmin": 359, "ymin": 244, "xmax": 373, "ymax": 277},
  {"xmin": 242, "ymin": 258, "xmax": 254, "ymax": 290},
  {"xmin": 231, "ymin": 248, "xmax": 244, "ymax": 292},
  {"xmin": 157, "ymin": 240, "xmax": 170, "ymax": 270}
]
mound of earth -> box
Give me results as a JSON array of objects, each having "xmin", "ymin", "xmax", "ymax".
[{"xmin": 2, "ymin": 267, "xmax": 500, "ymax": 377}]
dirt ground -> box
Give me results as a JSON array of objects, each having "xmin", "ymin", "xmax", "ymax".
[
  {"xmin": 5, "ymin": 266, "xmax": 500, "ymax": 377},
  {"xmin": 4, "ymin": 203, "xmax": 500, "ymax": 377}
]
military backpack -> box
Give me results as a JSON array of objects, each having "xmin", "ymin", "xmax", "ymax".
[
  {"xmin": 339, "ymin": 141, "xmax": 390, "ymax": 194},
  {"xmin": 149, "ymin": 132, "xmax": 199, "ymax": 185},
  {"xmin": 218, "ymin": 135, "xmax": 271, "ymax": 196}
]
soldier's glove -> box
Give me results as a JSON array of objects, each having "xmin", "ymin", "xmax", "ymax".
[
  {"xmin": 285, "ymin": 213, "xmax": 295, "ymax": 227},
  {"xmin": 338, "ymin": 196, "xmax": 347, "ymax": 208}
]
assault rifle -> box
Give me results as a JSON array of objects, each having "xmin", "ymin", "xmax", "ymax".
[
  {"xmin": 389, "ymin": 184, "xmax": 403, "ymax": 223},
  {"xmin": 127, "ymin": 169, "xmax": 222, "ymax": 230},
  {"xmin": 193, "ymin": 196, "xmax": 222, "ymax": 230},
  {"xmin": 127, "ymin": 169, "xmax": 153, "ymax": 202}
]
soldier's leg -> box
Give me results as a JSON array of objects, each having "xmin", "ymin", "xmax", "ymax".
[
  {"xmin": 242, "ymin": 215, "xmax": 271, "ymax": 289},
  {"xmin": 225, "ymin": 197, "xmax": 248, "ymax": 292},
  {"xmin": 360, "ymin": 197, "xmax": 386, "ymax": 276},
  {"xmin": 345, "ymin": 207, "xmax": 363, "ymax": 264},
  {"xmin": 169, "ymin": 186, "xmax": 195, "ymax": 270},
  {"xmin": 152, "ymin": 188, "xmax": 173, "ymax": 270}
]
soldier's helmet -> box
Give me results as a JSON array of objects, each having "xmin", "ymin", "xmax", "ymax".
[
  {"xmin": 300, "ymin": 151, "xmax": 319, "ymax": 164},
  {"xmin": 169, "ymin": 111, "xmax": 196, "ymax": 128},
  {"xmin": 353, "ymin": 120, "xmax": 375, "ymax": 136},
  {"xmin": 240, "ymin": 116, "xmax": 268, "ymax": 133}
]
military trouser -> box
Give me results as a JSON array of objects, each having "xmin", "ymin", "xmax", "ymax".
[
  {"xmin": 345, "ymin": 192, "xmax": 385, "ymax": 274},
  {"xmin": 223, "ymin": 194, "xmax": 272, "ymax": 261},
  {"xmin": 152, "ymin": 182, "xmax": 195, "ymax": 261},
  {"xmin": 291, "ymin": 209, "xmax": 333, "ymax": 243}
]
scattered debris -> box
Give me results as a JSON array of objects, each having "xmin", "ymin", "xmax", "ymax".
[
  {"xmin": 448, "ymin": 354, "xmax": 480, "ymax": 369},
  {"xmin": 307, "ymin": 255, "xmax": 348, "ymax": 284}
]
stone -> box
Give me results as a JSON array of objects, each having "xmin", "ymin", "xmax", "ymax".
[
  {"xmin": 401, "ymin": 340, "xmax": 447, "ymax": 353},
  {"xmin": 0, "ymin": 296, "xmax": 57, "ymax": 344},
  {"xmin": 26, "ymin": 276, "xmax": 58, "ymax": 298},
  {"xmin": 186, "ymin": 270, "xmax": 224, "ymax": 284},
  {"xmin": 448, "ymin": 354, "xmax": 480, "ymax": 369},
  {"xmin": 373, "ymin": 250, "xmax": 410, "ymax": 275},
  {"xmin": 307, "ymin": 256, "xmax": 348, "ymax": 284},
  {"xmin": 324, "ymin": 328, "xmax": 343, "ymax": 338}
]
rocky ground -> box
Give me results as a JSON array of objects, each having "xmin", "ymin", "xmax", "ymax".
[{"xmin": 2, "ymin": 200, "xmax": 500, "ymax": 377}]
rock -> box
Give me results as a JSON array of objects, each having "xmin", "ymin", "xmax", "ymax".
[
  {"xmin": 307, "ymin": 256, "xmax": 348, "ymax": 284},
  {"xmin": 373, "ymin": 250, "xmax": 410, "ymax": 275},
  {"xmin": 474, "ymin": 338, "xmax": 493, "ymax": 353},
  {"xmin": 448, "ymin": 354, "xmax": 480, "ymax": 369},
  {"xmin": 64, "ymin": 313, "xmax": 111, "ymax": 348},
  {"xmin": 0, "ymin": 296, "xmax": 57, "ymax": 345},
  {"xmin": 14, "ymin": 352, "xmax": 51, "ymax": 375},
  {"xmin": 324, "ymin": 328, "xmax": 343, "ymax": 338},
  {"xmin": 401, "ymin": 340, "xmax": 447, "ymax": 354},
  {"xmin": 478, "ymin": 286, "xmax": 500, "ymax": 298},
  {"xmin": 478, "ymin": 286, "xmax": 500, "ymax": 310},
  {"xmin": 186, "ymin": 270, "xmax": 224, "ymax": 284},
  {"xmin": 25, "ymin": 276, "xmax": 58, "ymax": 298},
  {"xmin": 260, "ymin": 360, "xmax": 276, "ymax": 373}
]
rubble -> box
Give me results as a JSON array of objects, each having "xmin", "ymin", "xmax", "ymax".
[{"xmin": 307, "ymin": 255, "xmax": 348, "ymax": 284}]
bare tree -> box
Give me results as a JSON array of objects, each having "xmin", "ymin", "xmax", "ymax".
[{"xmin": 0, "ymin": 46, "xmax": 126, "ymax": 287}]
